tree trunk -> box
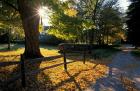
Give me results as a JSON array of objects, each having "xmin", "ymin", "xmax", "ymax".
[
  {"xmin": 89, "ymin": 29, "xmax": 94, "ymax": 44},
  {"xmin": 106, "ymin": 30, "xmax": 109, "ymax": 45},
  {"xmin": 18, "ymin": 0, "xmax": 43, "ymax": 58},
  {"xmin": 8, "ymin": 29, "xmax": 11, "ymax": 50}
]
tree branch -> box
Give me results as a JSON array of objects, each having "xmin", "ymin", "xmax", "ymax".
[{"xmin": 1, "ymin": 0, "xmax": 19, "ymax": 11}]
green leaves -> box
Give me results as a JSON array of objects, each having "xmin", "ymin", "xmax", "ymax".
[{"xmin": 47, "ymin": 1, "xmax": 84, "ymax": 41}]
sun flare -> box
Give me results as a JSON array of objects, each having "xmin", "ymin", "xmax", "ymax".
[
  {"xmin": 37, "ymin": 7, "xmax": 52, "ymax": 26},
  {"xmin": 38, "ymin": 8, "xmax": 46, "ymax": 17}
]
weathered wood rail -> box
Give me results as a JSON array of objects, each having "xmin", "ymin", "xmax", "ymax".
[{"xmin": 0, "ymin": 61, "xmax": 19, "ymax": 67}]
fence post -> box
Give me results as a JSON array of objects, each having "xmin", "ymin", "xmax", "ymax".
[
  {"xmin": 63, "ymin": 51, "xmax": 67, "ymax": 71},
  {"xmin": 20, "ymin": 54, "xmax": 26, "ymax": 88},
  {"xmin": 83, "ymin": 50, "xmax": 86, "ymax": 64}
]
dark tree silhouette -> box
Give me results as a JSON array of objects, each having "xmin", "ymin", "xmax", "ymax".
[{"xmin": 127, "ymin": 0, "xmax": 140, "ymax": 47}]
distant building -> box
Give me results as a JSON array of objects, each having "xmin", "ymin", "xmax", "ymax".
[{"xmin": 39, "ymin": 26, "xmax": 64, "ymax": 44}]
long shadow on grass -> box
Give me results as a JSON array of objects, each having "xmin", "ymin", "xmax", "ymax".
[
  {"xmin": 90, "ymin": 69, "xmax": 126, "ymax": 91},
  {"xmin": 52, "ymin": 70, "xmax": 83, "ymax": 91},
  {"xmin": 52, "ymin": 64, "xmax": 98, "ymax": 91},
  {"xmin": 52, "ymin": 70, "xmax": 82, "ymax": 91},
  {"xmin": 1, "ymin": 54, "xmax": 104, "ymax": 91}
]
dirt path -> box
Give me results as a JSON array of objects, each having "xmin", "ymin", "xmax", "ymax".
[{"xmin": 86, "ymin": 45, "xmax": 140, "ymax": 91}]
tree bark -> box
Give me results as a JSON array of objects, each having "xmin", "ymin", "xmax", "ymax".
[
  {"xmin": 18, "ymin": 0, "xmax": 43, "ymax": 58},
  {"xmin": 8, "ymin": 29, "xmax": 11, "ymax": 50}
]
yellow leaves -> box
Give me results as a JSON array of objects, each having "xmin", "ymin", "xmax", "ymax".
[
  {"xmin": 40, "ymin": 59, "xmax": 108, "ymax": 91},
  {"xmin": 0, "ymin": 22, "xmax": 5, "ymax": 28},
  {"xmin": 83, "ymin": 20, "xmax": 95, "ymax": 30},
  {"xmin": 0, "ymin": 48, "xmax": 24, "ymax": 56},
  {"xmin": 117, "ymin": 32, "xmax": 126, "ymax": 40},
  {"xmin": 0, "ymin": 47, "xmax": 109, "ymax": 91},
  {"xmin": 64, "ymin": 8, "xmax": 77, "ymax": 17}
]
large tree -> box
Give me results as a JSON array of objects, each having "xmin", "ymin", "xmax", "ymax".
[
  {"xmin": 77, "ymin": 0, "xmax": 103, "ymax": 44},
  {"xmin": 127, "ymin": 0, "xmax": 140, "ymax": 47},
  {"xmin": 95, "ymin": 0, "xmax": 125, "ymax": 45},
  {"xmin": 17, "ymin": 0, "xmax": 42, "ymax": 58},
  {"xmin": 76, "ymin": 0, "xmax": 124, "ymax": 45},
  {"xmin": 1, "ymin": 0, "xmax": 43, "ymax": 58}
]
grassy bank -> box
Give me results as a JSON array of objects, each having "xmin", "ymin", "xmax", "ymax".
[{"xmin": 131, "ymin": 49, "xmax": 140, "ymax": 57}]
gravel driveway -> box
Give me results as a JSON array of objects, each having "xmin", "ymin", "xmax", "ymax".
[{"xmin": 86, "ymin": 45, "xmax": 140, "ymax": 91}]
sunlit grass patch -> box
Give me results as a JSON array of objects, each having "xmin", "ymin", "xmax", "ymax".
[
  {"xmin": 40, "ymin": 48, "xmax": 59, "ymax": 57},
  {"xmin": 0, "ymin": 47, "xmax": 59, "ymax": 62},
  {"xmin": 0, "ymin": 48, "xmax": 24, "ymax": 56},
  {"xmin": 92, "ymin": 48, "xmax": 120, "ymax": 59},
  {"xmin": 0, "ymin": 48, "xmax": 59, "ymax": 57}
]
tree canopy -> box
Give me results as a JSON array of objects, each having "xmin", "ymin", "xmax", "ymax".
[{"xmin": 48, "ymin": 0, "xmax": 125, "ymax": 45}]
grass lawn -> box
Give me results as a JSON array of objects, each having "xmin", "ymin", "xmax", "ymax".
[
  {"xmin": 0, "ymin": 44, "xmax": 118, "ymax": 91},
  {"xmin": 131, "ymin": 49, "xmax": 140, "ymax": 57},
  {"xmin": 92, "ymin": 48, "xmax": 120, "ymax": 58},
  {"xmin": 89, "ymin": 48, "xmax": 121, "ymax": 64}
]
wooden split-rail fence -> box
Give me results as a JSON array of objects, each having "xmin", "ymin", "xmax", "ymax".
[{"xmin": 0, "ymin": 48, "xmax": 90, "ymax": 89}]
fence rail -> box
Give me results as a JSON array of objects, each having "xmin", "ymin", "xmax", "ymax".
[{"xmin": 0, "ymin": 61, "xmax": 19, "ymax": 67}]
